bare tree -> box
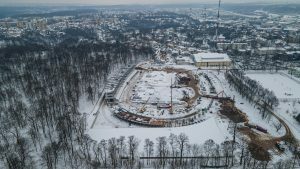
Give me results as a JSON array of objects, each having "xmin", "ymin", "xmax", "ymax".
[
  {"xmin": 177, "ymin": 133, "xmax": 189, "ymax": 166},
  {"xmin": 108, "ymin": 137, "xmax": 118, "ymax": 168},
  {"xmin": 127, "ymin": 135, "xmax": 139, "ymax": 168},
  {"xmin": 156, "ymin": 136, "xmax": 169, "ymax": 168},
  {"xmin": 144, "ymin": 138, "xmax": 154, "ymax": 165},
  {"xmin": 273, "ymin": 121, "xmax": 283, "ymax": 132}
]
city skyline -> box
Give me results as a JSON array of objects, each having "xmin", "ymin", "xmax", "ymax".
[{"xmin": 0, "ymin": 0, "xmax": 299, "ymax": 6}]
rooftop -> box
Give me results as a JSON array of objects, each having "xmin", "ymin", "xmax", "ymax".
[{"xmin": 193, "ymin": 53, "xmax": 230, "ymax": 63}]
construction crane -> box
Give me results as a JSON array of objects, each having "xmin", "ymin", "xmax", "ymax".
[
  {"xmin": 216, "ymin": 90, "xmax": 227, "ymax": 98},
  {"xmin": 139, "ymin": 97, "xmax": 150, "ymax": 113}
]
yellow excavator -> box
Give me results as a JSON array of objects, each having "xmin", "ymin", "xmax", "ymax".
[{"xmin": 139, "ymin": 97, "xmax": 150, "ymax": 113}]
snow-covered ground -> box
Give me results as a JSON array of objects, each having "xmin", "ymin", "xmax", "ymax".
[
  {"xmin": 86, "ymin": 65, "xmax": 231, "ymax": 145},
  {"xmin": 207, "ymin": 71, "xmax": 286, "ymax": 138},
  {"xmin": 82, "ymin": 64, "xmax": 299, "ymax": 164},
  {"xmin": 245, "ymin": 72, "xmax": 300, "ymax": 140},
  {"xmin": 246, "ymin": 72, "xmax": 300, "ymax": 99},
  {"xmin": 131, "ymin": 71, "xmax": 193, "ymax": 103},
  {"xmin": 88, "ymin": 115, "xmax": 231, "ymax": 147}
]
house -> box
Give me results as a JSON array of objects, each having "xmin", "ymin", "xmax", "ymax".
[{"xmin": 176, "ymin": 56, "xmax": 194, "ymax": 65}]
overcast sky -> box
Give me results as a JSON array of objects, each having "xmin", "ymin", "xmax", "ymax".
[{"xmin": 0, "ymin": 0, "xmax": 299, "ymax": 6}]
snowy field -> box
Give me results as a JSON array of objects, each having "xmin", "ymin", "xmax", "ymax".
[
  {"xmin": 246, "ymin": 72, "xmax": 300, "ymax": 99},
  {"xmin": 206, "ymin": 71, "xmax": 286, "ymax": 138},
  {"xmin": 74, "ymin": 62, "xmax": 300, "ymax": 166},
  {"xmin": 80, "ymin": 64, "xmax": 300, "ymax": 165},
  {"xmin": 88, "ymin": 115, "xmax": 231, "ymax": 147},
  {"xmin": 245, "ymin": 72, "xmax": 300, "ymax": 140},
  {"xmin": 86, "ymin": 65, "xmax": 231, "ymax": 145},
  {"xmin": 132, "ymin": 71, "xmax": 194, "ymax": 103}
]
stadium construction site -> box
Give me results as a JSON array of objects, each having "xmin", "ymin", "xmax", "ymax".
[{"xmin": 88, "ymin": 61, "xmax": 300, "ymax": 162}]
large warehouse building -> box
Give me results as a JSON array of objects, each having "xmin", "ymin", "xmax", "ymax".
[{"xmin": 193, "ymin": 52, "xmax": 231, "ymax": 68}]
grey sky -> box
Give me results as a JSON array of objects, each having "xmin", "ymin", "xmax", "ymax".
[{"xmin": 0, "ymin": 0, "xmax": 299, "ymax": 6}]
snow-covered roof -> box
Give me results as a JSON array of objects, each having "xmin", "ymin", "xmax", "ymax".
[
  {"xmin": 176, "ymin": 56, "xmax": 194, "ymax": 63},
  {"xmin": 218, "ymin": 34, "xmax": 225, "ymax": 39},
  {"xmin": 258, "ymin": 47, "xmax": 286, "ymax": 51},
  {"xmin": 193, "ymin": 53, "xmax": 231, "ymax": 63}
]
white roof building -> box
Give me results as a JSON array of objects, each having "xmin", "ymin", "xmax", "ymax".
[{"xmin": 193, "ymin": 53, "xmax": 231, "ymax": 68}]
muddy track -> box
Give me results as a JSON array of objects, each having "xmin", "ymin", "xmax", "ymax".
[
  {"xmin": 259, "ymin": 103, "xmax": 296, "ymax": 143},
  {"xmin": 219, "ymin": 98, "xmax": 297, "ymax": 161},
  {"xmin": 137, "ymin": 66, "xmax": 298, "ymax": 160}
]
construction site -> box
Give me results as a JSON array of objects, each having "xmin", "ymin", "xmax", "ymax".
[{"xmin": 88, "ymin": 61, "xmax": 300, "ymax": 164}]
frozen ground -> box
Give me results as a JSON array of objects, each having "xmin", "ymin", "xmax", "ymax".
[
  {"xmin": 132, "ymin": 71, "xmax": 194, "ymax": 103},
  {"xmin": 206, "ymin": 71, "xmax": 286, "ymax": 138},
  {"xmin": 91, "ymin": 103, "xmax": 132, "ymax": 129},
  {"xmin": 87, "ymin": 65, "xmax": 231, "ymax": 145},
  {"xmin": 84, "ymin": 64, "xmax": 299, "ymax": 164},
  {"xmin": 88, "ymin": 115, "xmax": 231, "ymax": 148},
  {"xmin": 116, "ymin": 68, "xmax": 208, "ymax": 119},
  {"xmin": 245, "ymin": 72, "xmax": 300, "ymax": 140},
  {"xmin": 275, "ymin": 101, "xmax": 300, "ymax": 140},
  {"xmin": 246, "ymin": 72, "xmax": 300, "ymax": 99}
]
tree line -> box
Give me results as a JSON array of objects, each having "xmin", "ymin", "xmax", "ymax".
[{"xmin": 225, "ymin": 69, "xmax": 279, "ymax": 109}]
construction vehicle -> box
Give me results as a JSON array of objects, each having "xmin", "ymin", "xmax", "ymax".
[
  {"xmin": 157, "ymin": 103, "xmax": 171, "ymax": 109},
  {"xmin": 275, "ymin": 141, "xmax": 285, "ymax": 151},
  {"xmin": 139, "ymin": 97, "xmax": 150, "ymax": 113},
  {"xmin": 244, "ymin": 122, "xmax": 268, "ymax": 133},
  {"xmin": 256, "ymin": 125, "xmax": 268, "ymax": 133},
  {"xmin": 216, "ymin": 90, "xmax": 227, "ymax": 98}
]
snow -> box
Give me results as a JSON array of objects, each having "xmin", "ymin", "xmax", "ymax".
[
  {"xmin": 78, "ymin": 95, "xmax": 100, "ymax": 128},
  {"xmin": 78, "ymin": 95, "xmax": 95, "ymax": 114},
  {"xmin": 86, "ymin": 64, "xmax": 299, "ymax": 164},
  {"xmin": 88, "ymin": 65, "xmax": 231, "ymax": 145},
  {"xmin": 206, "ymin": 71, "xmax": 286, "ymax": 137},
  {"xmin": 88, "ymin": 116, "xmax": 231, "ymax": 146},
  {"xmin": 91, "ymin": 103, "xmax": 131, "ymax": 129},
  {"xmin": 132, "ymin": 71, "xmax": 193, "ymax": 103},
  {"xmin": 245, "ymin": 72, "xmax": 300, "ymax": 140},
  {"xmin": 193, "ymin": 53, "xmax": 231, "ymax": 62},
  {"xmin": 114, "ymin": 69, "xmax": 139, "ymax": 100},
  {"xmin": 275, "ymin": 101, "xmax": 300, "ymax": 140},
  {"xmin": 246, "ymin": 72, "xmax": 300, "ymax": 99}
]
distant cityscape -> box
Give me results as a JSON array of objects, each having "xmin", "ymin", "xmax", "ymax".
[{"xmin": 0, "ymin": 3, "xmax": 299, "ymax": 169}]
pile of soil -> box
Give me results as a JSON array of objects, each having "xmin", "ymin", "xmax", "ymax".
[
  {"xmin": 248, "ymin": 142, "xmax": 271, "ymax": 161},
  {"xmin": 219, "ymin": 100, "xmax": 247, "ymax": 123}
]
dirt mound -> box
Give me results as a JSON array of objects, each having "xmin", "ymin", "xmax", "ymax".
[
  {"xmin": 219, "ymin": 100, "xmax": 247, "ymax": 123},
  {"xmin": 248, "ymin": 142, "xmax": 271, "ymax": 161}
]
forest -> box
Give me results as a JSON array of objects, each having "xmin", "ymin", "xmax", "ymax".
[{"xmin": 0, "ymin": 29, "xmax": 153, "ymax": 168}]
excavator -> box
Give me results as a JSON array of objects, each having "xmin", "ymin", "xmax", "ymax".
[{"xmin": 216, "ymin": 90, "xmax": 227, "ymax": 98}]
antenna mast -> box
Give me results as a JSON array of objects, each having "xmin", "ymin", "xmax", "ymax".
[
  {"xmin": 203, "ymin": 8, "xmax": 207, "ymax": 46},
  {"xmin": 170, "ymin": 77, "xmax": 173, "ymax": 114},
  {"xmin": 215, "ymin": 0, "xmax": 221, "ymax": 42}
]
